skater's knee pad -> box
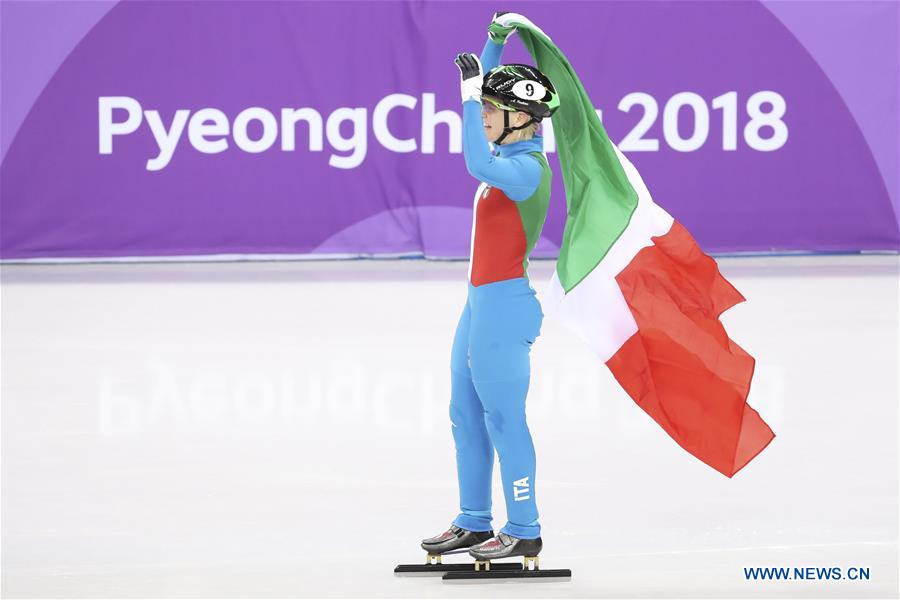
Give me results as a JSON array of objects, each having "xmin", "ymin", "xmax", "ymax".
[
  {"xmin": 475, "ymin": 377, "xmax": 533, "ymax": 450},
  {"xmin": 449, "ymin": 398, "xmax": 486, "ymax": 430},
  {"xmin": 450, "ymin": 403, "xmax": 492, "ymax": 456},
  {"xmin": 484, "ymin": 410, "xmax": 535, "ymax": 462},
  {"xmin": 483, "ymin": 407, "xmax": 505, "ymax": 436}
]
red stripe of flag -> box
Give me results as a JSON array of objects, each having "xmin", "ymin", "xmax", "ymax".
[{"xmin": 607, "ymin": 220, "xmax": 775, "ymax": 477}]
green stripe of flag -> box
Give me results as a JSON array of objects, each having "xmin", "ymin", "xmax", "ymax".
[{"xmin": 516, "ymin": 24, "xmax": 640, "ymax": 292}]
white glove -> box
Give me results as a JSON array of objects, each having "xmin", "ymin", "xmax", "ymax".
[{"xmin": 454, "ymin": 53, "xmax": 483, "ymax": 103}]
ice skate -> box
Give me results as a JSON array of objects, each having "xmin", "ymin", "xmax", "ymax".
[
  {"xmin": 394, "ymin": 524, "xmax": 524, "ymax": 576},
  {"xmin": 442, "ymin": 532, "xmax": 571, "ymax": 582},
  {"xmin": 468, "ymin": 531, "xmax": 542, "ymax": 563},
  {"xmin": 421, "ymin": 524, "xmax": 493, "ymax": 558}
]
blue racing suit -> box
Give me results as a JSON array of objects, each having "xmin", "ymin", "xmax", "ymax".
[{"xmin": 449, "ymin": 37, "xmax": 552, "ymax": 540}]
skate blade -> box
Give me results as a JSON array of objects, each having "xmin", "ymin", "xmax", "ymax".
[
  {"xmin": 443, "ymin": 568, "xmax": 572, "ymax": 583},
  {"xmin": 394, "ymin": 562, "xmax": 523, "ymax": 577}
]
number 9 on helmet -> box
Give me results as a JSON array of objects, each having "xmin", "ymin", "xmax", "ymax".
[{"xmin": 481, "ymin": 64, "xmax": 560, "ymax": 121}]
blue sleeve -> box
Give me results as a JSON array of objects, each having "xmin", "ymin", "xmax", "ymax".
[
  {"xmin": 480, "ymin": 37, "xmax": 503, "ymax": 72},
  {"xmin": 461, "ymin": 100, "xmax": 542, "ymax": 202}
]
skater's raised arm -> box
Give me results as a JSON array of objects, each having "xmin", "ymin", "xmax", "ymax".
[
  {"xmin": 462, "ymin": 101, "xmax": 541, "ymax": 200},
  {"xmin": 481, "ymin": 10, "xmax": 516, "ymax": 71},
  {"xmin": 454, "ymin": 52, "xmax": 542, "ymax": 202},
  {"xmin": 479, "ymin": 36, "xmax": 504, "ymax": 73}
]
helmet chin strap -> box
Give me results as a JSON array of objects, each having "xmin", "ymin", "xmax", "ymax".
[{"xmin": 494, "ymin": 110, "xmax": 536, "ymax": 145}]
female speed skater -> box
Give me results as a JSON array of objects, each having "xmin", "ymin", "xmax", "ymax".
[{"xmin": 420, "ymin": 15, "xmax": 560, "ymax": 566}]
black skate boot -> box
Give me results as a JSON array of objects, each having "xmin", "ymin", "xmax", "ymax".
[
  {"xmin": 441, "ymin": 532, "xmax": 571, "ymax": 582},
  {"xmin": 421, "ymin": 524, "xmax": 493, "ymax": 563},
  {"xmin": 468, "ymin": 532, "xmax": 543, "ymax": 569},
  {"xmin": 394, "ymin": 524, "xmax": 525, "ymax": 576}
]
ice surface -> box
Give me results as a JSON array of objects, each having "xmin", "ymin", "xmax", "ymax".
[{"xmin": 1, "ymin": 256, "xmax": 897, "ymax": 598}]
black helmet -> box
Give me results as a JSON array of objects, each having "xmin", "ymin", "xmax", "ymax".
[{"xmin": 482, "ymin": 64, "xmax": 560, "ymax": 121}]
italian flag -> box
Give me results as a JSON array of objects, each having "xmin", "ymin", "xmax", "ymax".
[{"xmin": 510, "ymin": 16, "xmax": 775, "ymax": 477}]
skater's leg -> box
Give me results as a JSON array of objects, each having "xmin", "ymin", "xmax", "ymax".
[
  {"xmin": 471, "ymin": 377, "xmax": 539, "ymax": 539},
  {"xmin": 468, "ymin": 278, "xmax": 544, "ymax": 540},
  {"xmin": 449, "ymin": 299, "xmax": 494, "ymax": 532}
]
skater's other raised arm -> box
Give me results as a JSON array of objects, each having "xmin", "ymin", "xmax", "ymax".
[
  {"xmin": 480, "ymin": 36, "xmax": 503, "ymax": 73},
  {"xmin": 455, "ymin": 50, "xmax": 541, "ymax": 202},
  {"xmin": 461, "ymin": 103, "xmax": 541, "ymax": 201}
]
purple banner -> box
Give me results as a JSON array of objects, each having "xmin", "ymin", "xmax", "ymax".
[{"xmin": 1, "ymin": 0, "xmax": 897, "ymax": 260}]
